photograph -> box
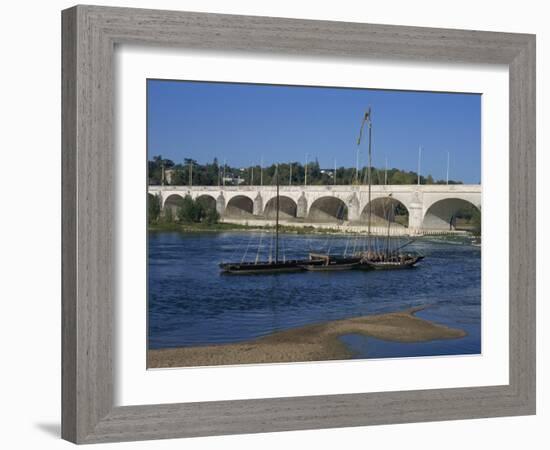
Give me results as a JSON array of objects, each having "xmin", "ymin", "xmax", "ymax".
[{"xmin": 146, "ymin": 80, "xmax": 482, "ymax": 368}]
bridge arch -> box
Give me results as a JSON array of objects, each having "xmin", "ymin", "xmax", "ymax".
[
  {"xmin": 360, "ymin": 197, "xmax": 409, "ymax": 227},
  {"xmin": 225, "ymin": 195, "xmax": 254, "ymax": 218},
  {"xmin": 308, "ymin": 196, "xmax": 348, "ymax": 222},
  {"xmin": 196, "ymin": 194, "xmax": 217, "ymax": 211},
  {"xmin": 163, "ymin": 193, "xmax": 185, "ymax": 213},
  {"xmin": 423, "ymin": 198, "xmax": 481, "ymax": 230},
  {"xmin": 264, "ymin": 196, "xmax": 297, "ymax": 219}
]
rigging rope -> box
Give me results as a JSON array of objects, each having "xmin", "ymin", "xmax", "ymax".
[
  {"xmin": 344, "ymin": 234, "xmax": 350, "ymax": 256},
  {"xmin": 281, "ymin": 230, "xmax": 286, "ymax": 262},
  {"xmin": 226, "ymin": 235, "xmax": 241, "ymax": 263},
  {"xmin": 241, "ymin": 232, "xmax": 255, "ymax": 263},
  {"xmin": 268, "ymin": 225, "xmax": 274, "ymax": 263},
  {"xmin": 255, "ymin": 231, "xmax": 264, "ymax": 264}
]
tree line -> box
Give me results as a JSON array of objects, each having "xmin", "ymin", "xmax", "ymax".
[
  {"xmin": 148, "ymin": 155, "xmax": 464, "ymax": 186},
  {"xmin": 148, "ymin": 194, "xmax": 219, "ymax": 225}
]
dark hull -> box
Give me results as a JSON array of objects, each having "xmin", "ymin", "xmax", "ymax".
[
  {"xmin": 300, "ymin": 261, "xmax": 360, "ymax": 271},
  {"xmin": 219, "ymin": 259, "xmax": 323, "ymax": 274},
  {"xmin": 299, "ymin": 256, "xmax": 362, "ymax": 272}
]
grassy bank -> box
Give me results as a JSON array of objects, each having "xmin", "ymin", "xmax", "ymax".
[
  {"xmin": 148, "ymin": 221, "xmax": 350, "ymax": 235},
  {"xmin": 147, "ymin": 306, "xmax": 466, "ymax": 368},
  {"xmin": 148, "ymin": 221, "xmax": 254, "ymax": 233}
]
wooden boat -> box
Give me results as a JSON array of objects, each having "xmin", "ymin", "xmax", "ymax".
[
  {"xmin": 219, "ymin": 108, "xmax": 426, "ymax": 275},
  {"xmin": 298, "ymin": 253, "xmax": 362, "ymax": 272},
  {"xmin": 355, "ymin": 107, "xmax": 425, "ymax": 270},
  {"xmin": 219, "ymin": 167, "xmax": 325, "ymax": 274},
  {"xmin": 220, "ymin": 259, "xmax": 322, "ymax": 274}
]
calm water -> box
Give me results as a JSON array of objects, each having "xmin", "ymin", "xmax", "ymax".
[{"xmin": 148, "ymin": 232, "xmax": 481, "ymax": 359}]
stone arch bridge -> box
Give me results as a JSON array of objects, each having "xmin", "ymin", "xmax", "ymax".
[{"xmin": 149, "ymin": 184, "xmax": 481, "ymax": 232}]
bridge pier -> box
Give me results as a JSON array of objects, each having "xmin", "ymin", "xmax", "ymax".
[
  {"xmin": 408, "ymin": 206, "xmax": 424, "ymax": 233},
  {"xmin": 297, "ymin": 193, "xmax": 308, "ymax": 218},
  {"xmin": 407, "ymin": 190, "xmax": 424, "ymax": 233},
  {"xmin": 347, "ymin": 193, "xmax": 360, "ymax": 221},
  {"xmin": 253, "ymin": 193, "xmax": 263, "ymax": 216},
  {"xmin": 216, "ymin": 193, "xmax": 225, "ymax": 215}
]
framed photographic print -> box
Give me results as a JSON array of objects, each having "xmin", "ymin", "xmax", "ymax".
[{"xmin": 62, "ymin": 5, "xmax": 535, "ymax": 444}]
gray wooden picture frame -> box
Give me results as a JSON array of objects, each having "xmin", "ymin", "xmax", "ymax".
[{"xmin": 61, "ymin": 5, "xmax": 536, "ymax": 444}]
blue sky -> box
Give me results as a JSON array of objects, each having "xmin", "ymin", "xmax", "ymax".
[{"xmin": 147, "ymin": 79, "xmax": 481, "ymax": 183}]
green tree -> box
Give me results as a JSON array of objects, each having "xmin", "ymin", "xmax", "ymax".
[
  {"xmin": 177, "ymin": 195, "xmax": 202, "ymax": 223},
  {"xmin": 163, "ymin": 206, "xmax": 174, "ymax": 223},
  {"xmin": 148, "ymin": 155, "xmax": 175, "ymax": 185},
  {"xmin": 147, "ymin": 194, "xmax": 161, "ymax": 224},
  {"xmin": 173, "ymin": 196, "xmax": 220, "ymax": 224},
  {"xmin": 203, "ymin": 206, "xmax": 220, "ymax": 224},
  {"xmin": 389, "ymin": 171, "xmax": 408, "ymax": 184},
  {"xmin": 169, "ymin": 167, "xmax": 186, "ymax": 185}
]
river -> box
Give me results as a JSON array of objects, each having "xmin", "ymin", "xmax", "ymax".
[{"xmin": 148, "ymin": 231, "xmax": 481, "ymax": 359}]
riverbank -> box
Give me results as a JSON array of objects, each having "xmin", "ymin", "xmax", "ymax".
[
  {"xmin": 148, "ymin": 221, "xmax": 355, "ymax": 235},
  {"xmin": 148, "ymin": 220, "xmax": 475, "ymax": 238},
  {"xmin": 147, "ymin": 306, "xmax": 466, "ymax": 368},
  {"xmin": 148, "ymin": 221, "xmax": 255, "ymax": 233}
]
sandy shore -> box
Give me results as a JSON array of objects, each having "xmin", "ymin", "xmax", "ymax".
[{"xmin": 147, "ymin": 306, "xmax": 466, "ymax": 368}]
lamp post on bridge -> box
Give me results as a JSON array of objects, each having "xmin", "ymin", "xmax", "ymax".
[
  {"xmin": 260, "ymin": 156, "xmax": 263, "ymax": 186},
  {"xmin": 417, "ymin": 145, "xmax": 422, "ymax": 185},
  {"xmin": 446, "ymin": 151, "xmax": 450, "ymax": 185},
  {"xmin": 304, "ymin": 153, "xmax": 308, "ymax": 186},
  {"xmin": 289, "ymin": 162, "xmax": 292, "ymax": 186}
]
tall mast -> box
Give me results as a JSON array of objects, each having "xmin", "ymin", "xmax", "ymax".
[
  {"xmin": 304, "ymin": 154, "xmax": 308, "ymax": 186},
  {"xmin": 357, "ymin": 108, "xmax": 372, "ymax": 251},
  {"xmin": 355, "ymin": 146, "xmax": 360, "ymax": 184},
  {"xmin": 275, "ymin": 165, "xmax": 279, "ymax": 263},
  {"xmin": 289, "ymin": 162, "xmax": 292, "ymax": 186},
  {"xmin": 367, "ymin": 108, "xmax": 373, "ymax": 248},
  {"xmin": 385, "ymin": 194, "xmax": 393, "ymax": 257},
  {"xmin": 417, "ymin": 146, "xmax": 422, "ymax": 185},
  {"xmin": 446, "ymin": 151, "xmax": 450, "ymax": 184}
]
